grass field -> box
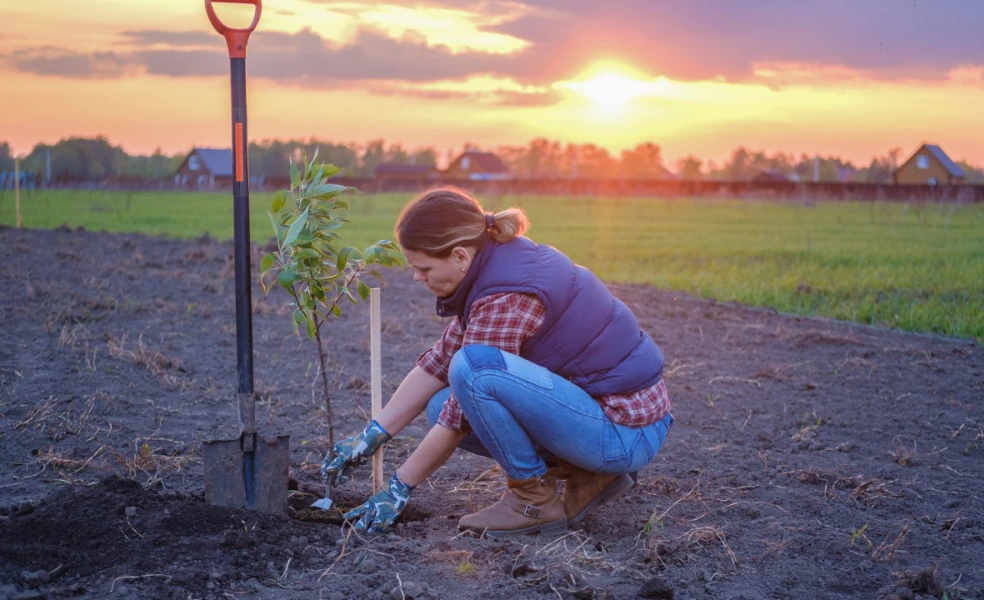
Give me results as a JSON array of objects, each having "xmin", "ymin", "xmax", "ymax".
[{"xmin": 2, "ymin": 188, "xmax": 982, "ymax": 340}]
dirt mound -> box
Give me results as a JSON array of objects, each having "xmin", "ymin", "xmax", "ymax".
[{"xmin": 0, "ymin": 476, "xmax": 340, "ymax": 599}]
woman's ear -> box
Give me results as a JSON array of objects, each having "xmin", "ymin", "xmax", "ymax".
[{"xmin": 451, "ymin": 246, "xmax": 472, "ymax": 271}]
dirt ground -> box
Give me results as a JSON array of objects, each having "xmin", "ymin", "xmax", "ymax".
[{"xmin": 1, "ymin": 225, "xmax": 982, "ymax": 600}]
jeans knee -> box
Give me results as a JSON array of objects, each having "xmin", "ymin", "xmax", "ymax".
[{"xmin": 425, "ymin": 388, "xmax": 451, "ymax": 427}]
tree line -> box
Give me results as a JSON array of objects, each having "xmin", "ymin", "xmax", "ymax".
[{"xmin": 2, "ymin": 136, "xmax": 982, "ymax": 184}]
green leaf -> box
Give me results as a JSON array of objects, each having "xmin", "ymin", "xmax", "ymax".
[
  {"xmin": 292, "ymin": 309, "xmax": 305, "ymax": 328},
  {"xmin": 331, "ymin": 304, "xmax": 341, "ymax": 317},
  {"xmin": 284, "ymin": 207, "xmax": 309, "ymax": 247},
  {"xmin": 357, "ymin": 280, "xmax": 370, "ymax": 301},
  {"xmin": 306, "ymin": 315, "xmax": 316, "ymax": 338},
  {"xmin": 322, "ymin": 220, "xmax": 344, "ymax": 230},
  {"xmin": 336, "ymin": 246, "xmax": 354, "ymax": 272},
  {"xmin": 260, "ymin": 252, "xmax": 276, "ymax": 274},
  {"xmin": 293, "ymin": 248, "xmax": 320, "ymax": 261},
  {"xmin": 334, "ymin": 199, "xmax": 349, "ymax": 210},
  {"xmin": 307, "ymin": 183, "xmax": 347, "ymax": 199},
  {"xmin": 311, "ymin": 282, "xmax": 326, "ymax": 302},
  {"xmin": 322, "ymin": 164, "xmax": 341, "ymax": 178},
  {"xmin": 272, "ymin": 190, "xmax": 288, "ymax": 213},
  {"xmin": 278, "ymin": 268, "xmax": 296, "ymax": 290},
  {"xmin": 289, "ymin": 160, "xmax": 300, "ymax": 191},
  {"xmin": 267, "ymin": 211, "xmax": 281, "ymax": 243},
  {"xmin": 311, "ymin": 163, "xmax": 325, "ymax": 185}
]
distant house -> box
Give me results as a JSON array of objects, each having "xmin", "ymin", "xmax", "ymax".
[
  {"xmin": 443, "ymin": 150, "xmax": 512, "ymax": 181},
  {"xmin": 894, "ymin": 144, "xmax": 966, "ymax": 185},
  {"xmin": 752, "ymin": 169, "xmax": 798, "ymax": 183},
  {"xmin": 174, "ymin": 148, "xmax": 233, "ymax": 189},
  {"xmin": 374, "ymin": 163, "xmax": 440, "ymax": 180}
]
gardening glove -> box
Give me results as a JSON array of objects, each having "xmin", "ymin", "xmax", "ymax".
[
  {"xmin": 321, "ymin": 420, "xmax": 391, "ymax": 487},
  {"xmin": 344, "ymin": 473, "xmax": 414, "ymax": 533}
]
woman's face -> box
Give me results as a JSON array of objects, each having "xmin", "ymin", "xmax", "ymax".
[{"xmin": 404, "ymin": 247, "xmax": 474, "ymax": 297}]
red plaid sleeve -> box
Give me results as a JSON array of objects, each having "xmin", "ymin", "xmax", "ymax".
[
  {"xmin": 420, "ymin": 293, "xmax": 545, "ymax": 432},
  {"xmin": 600, "ymin": 377, "xmax": 671, "ymax": 427},
  {"xmin": 416, "ymin": 318, "xmax": 463, "ymax": 385}
]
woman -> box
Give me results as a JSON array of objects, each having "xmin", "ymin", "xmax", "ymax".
[{"xmin": 323, "ymin": 186, "xmax": 673, "ymax": 537}]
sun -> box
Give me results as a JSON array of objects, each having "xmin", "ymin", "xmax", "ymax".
[{"xmin": 557, "ymin": 69, "xmax": 670, "ymax": 114}]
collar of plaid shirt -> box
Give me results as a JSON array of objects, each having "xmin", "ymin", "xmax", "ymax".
[{"xmin": 435, "ymin": 240, "xmax": 497, "ymax": 321}]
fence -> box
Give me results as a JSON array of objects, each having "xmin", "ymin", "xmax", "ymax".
[{"xmin": 16, "ymin": 175, "xmax": 984, "ymax": 202}]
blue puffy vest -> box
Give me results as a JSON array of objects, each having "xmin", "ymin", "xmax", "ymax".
[{"xmin": 436, "ymin": 237, "xmax": 664, "ymax": 396}]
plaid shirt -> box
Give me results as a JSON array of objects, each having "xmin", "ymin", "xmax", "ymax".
[{"xmin": 418, "ymin": 292, "xmax": 671, "ymax": 432}]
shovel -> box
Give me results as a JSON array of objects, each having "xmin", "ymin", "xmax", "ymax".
[{"xmin": 200, "ymin": 0, "xmax": 289, "ymax": 515}]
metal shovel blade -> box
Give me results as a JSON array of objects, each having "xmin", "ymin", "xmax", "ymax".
[{"xmin": 203, "ymin": 432, "xmax": 290, "ymax": 514}]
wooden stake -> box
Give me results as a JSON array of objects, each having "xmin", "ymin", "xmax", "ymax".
[
  {"xmin": 14, "ymin": 157, "xmax": 22, "ymax": 229},
  {"xmin": 370, "ymin": 287, "xmax": 384, "ymax": 493}
]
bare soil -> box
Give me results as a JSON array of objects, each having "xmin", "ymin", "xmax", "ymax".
[{"xmin": 1, "ymin": 225, "xmax": 982, "ymax": 600}]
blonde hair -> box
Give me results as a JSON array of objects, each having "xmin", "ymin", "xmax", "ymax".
[{"xmin": 395, "ymin": 186, "xmax": 529, "ymax": 257}]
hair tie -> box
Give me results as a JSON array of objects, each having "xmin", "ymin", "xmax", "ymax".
[{"xmin": 485, "ymin": 213, "xmax": 495, "ymax": 230}]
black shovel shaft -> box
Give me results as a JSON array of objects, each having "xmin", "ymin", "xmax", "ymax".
[{"xmin": 230, "ymin": 57, "xmax": 254, "ymax": 402}]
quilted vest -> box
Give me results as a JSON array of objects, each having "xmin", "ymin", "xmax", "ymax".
[{"xmin": 436, "ymin": 237, "xmax": 664, "ymax": 396}]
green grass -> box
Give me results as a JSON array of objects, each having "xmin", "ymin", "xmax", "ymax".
[{"xmin": 2, "ymin": 188, "xmax": 982, "ymax": 340}]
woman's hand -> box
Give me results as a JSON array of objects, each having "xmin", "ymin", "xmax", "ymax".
[
  {"xmin": 321, "ymin": 420, "xmax": 391, "ymax": 486},
  {"xmin": 344, "ymin": 473, "xmax": 414, "ymax": 533}
]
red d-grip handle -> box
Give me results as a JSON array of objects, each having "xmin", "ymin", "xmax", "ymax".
[{"xmin": 205, "ymin": 0, "xmax": 262, "ymax": 59}]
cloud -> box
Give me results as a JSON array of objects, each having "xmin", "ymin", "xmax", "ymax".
[
  {"xmin": 92, "ymin": 27, "xmax": 522, "ymax": 83},
  {"xmin": 481, "ymin": 0, "xmax": 984, "ymax": 83},
  {"xmin": 6, "ymin": 46, "xmax": 137, "ymax": 78},
  {"xmin": 5, "ymin": 25, "xmax": 559, "ymax": 105},
  {"xmin": 7, "ymin": 1, "xmax": 984, "ymax": 91},
  {"xmin": 119, "ymin": 30, "xmax": 217, "ymax": 48},
  {"xmin": 365, "ymin": 81, "xmax": 563, "ymax": 106}
]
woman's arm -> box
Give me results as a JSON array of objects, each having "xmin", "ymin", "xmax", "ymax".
[
  {"xmin": 396, "ymin": 425, "xmax": 466, "ymax": 486},
  {"xmin": 373, "ymin": 366, "xmax": 446, "ymax": 436}
]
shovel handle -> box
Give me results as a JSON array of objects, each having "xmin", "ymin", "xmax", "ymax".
[{"xmin": 204, "ymin": 0, "xmax": 261, "ymax": 59}]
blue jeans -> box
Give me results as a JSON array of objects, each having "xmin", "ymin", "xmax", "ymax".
[{"xmin": 425, "ymin": 345, "xmax": 673, "ymax": 481}]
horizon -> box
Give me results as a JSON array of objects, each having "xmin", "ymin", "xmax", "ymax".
[{"xmin": 2, "ymin": 1, "xmax": 983, "ymax": 166}]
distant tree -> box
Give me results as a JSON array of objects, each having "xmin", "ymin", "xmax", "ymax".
[
  {"xmin": 619, "ymin": 142, "xmax": 665, "ymax": 179},
  {"xmin": 359, "ymin": 139, "xmax": 386, "ymax": 177},
  {"xmin": 384, "ymin": 143, "xmax": 410, "ymax": 164},
  {"xmin": 411, "ymin": 147, "xmax": 438, "ymax": 166},
  {"xmin": 854, "ymin": 147, "xmax": 903, "ymax": 184},
  {"xmin": 0, "ymin": 142, "xmax": 13, "ymax": 171},
  {"xmin": 956, "ymin": 160, "xmax": 984, "ymax": 184},
  {"xmin": 20, "ymin": 137, "xmax": 126, "ymax": 180},
  {"xmin": 573, "ymin": 144, "xmax": 617, "ymax": 179},
  {"xmin": 676, "ymin": 155, "xmax": 702, "ymax": 180}
]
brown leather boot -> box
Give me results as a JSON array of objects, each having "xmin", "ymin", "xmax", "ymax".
[
  {"xmin": 559, "ymin": 464, "xmax": 636, "ymax": 525},
  {"xmin": 458, "ymin": 475, "xmax": 568, "ymax": 537}
]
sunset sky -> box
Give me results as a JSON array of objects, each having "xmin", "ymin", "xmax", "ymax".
[{"xmin": 2, "ymin": 0, "xmax": 983, "ymax": 167}]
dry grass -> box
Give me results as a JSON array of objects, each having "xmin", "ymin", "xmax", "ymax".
[
  {"xmin": 448, "ymin": 466, "xmax": 506, "ymax": 496},
  {"xmin": 793, "ymin": 329, "xmax": 862, "ymax": 347},
  {"xmin": 109, "ymin": 436, "xmax": 198, "ymax": 489},
  {"xmin": 750, "ymin": 363, "xmax": 790, "ymax": 382},
  {"xmin": 678, "ymin": 525, "xmax": 738, "ymax": 567},
  {"xmin": 890, "ymin": 441, "xmax": 919, "ymax": 466},
  {"xmin": 708, "ymin": 375, "xmax": 761, "ymax": 388},
  {"xmin": 105, "ymin": 332, "xmax": 185, "ymax": 387},
  {"xmin": 871, "ymin": 519, "xmax": 913, "ymax": 562},
  {"xmin": 15, "ymin": 394, "xmax": 97, "ymax": 437}
]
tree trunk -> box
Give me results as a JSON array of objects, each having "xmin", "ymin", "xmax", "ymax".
[{"xmin": 313, "ymin": 316, "xmax": 334, "ymax": 461}]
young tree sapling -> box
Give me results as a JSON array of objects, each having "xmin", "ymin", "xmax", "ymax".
[{"xmin": 259, "ymin": 149, "xmax": 404, "ymax": 469}]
